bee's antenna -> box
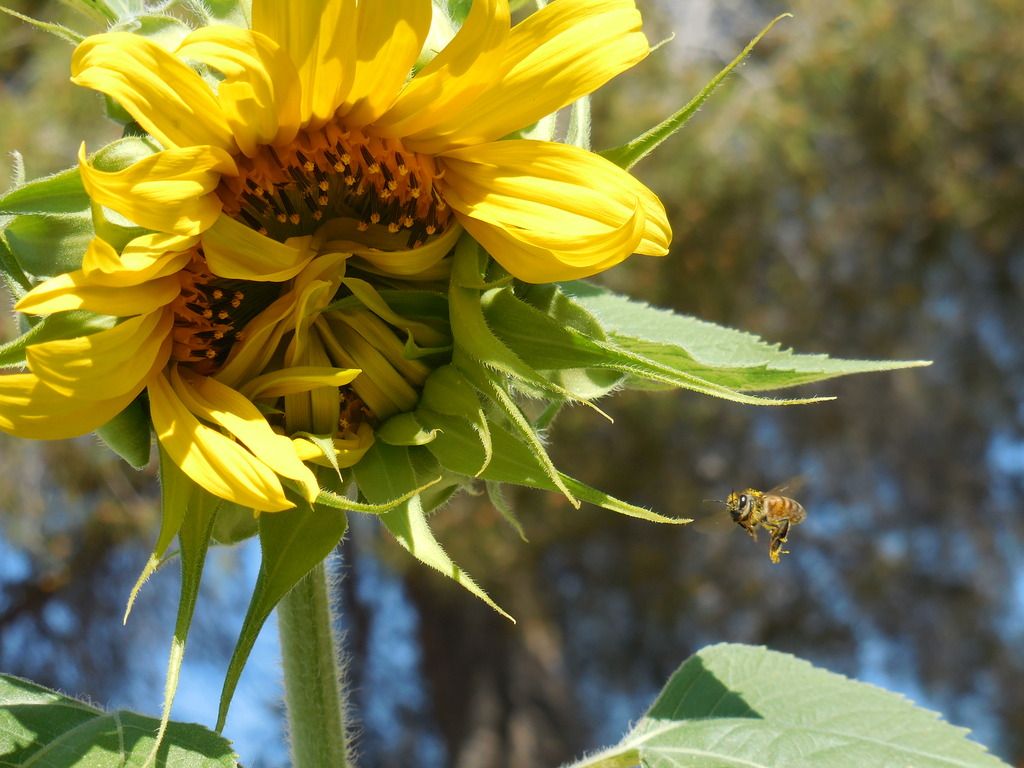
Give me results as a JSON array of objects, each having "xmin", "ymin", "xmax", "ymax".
[{"xmin": 702, "ymin": 498, "xmax": 726, "ymax": 505}]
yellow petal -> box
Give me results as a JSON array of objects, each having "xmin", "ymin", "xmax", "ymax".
[
  {"xmin": 241, "ymin": 366, "xmax": 361, "ymax": 400},
  {"xmin": 27, "ymin": 310, "xmax": 173, "ymax": 399},
  {"xmin": 0, "ymin": 371, "xmax": 145, "ymax": 440},
  {"xmin": 72, "ymin": 32, "xmax": 235, "ymax": 152},
  {"xmin": 403, "ymin": 0, "xmax": 648, "ymax": 154},
  {"xmin": 149, "ymin": 369, "xmax": 293, "ymax": 512},
  {"xmin": 318, "ymin": 216, "xmax": 462, "ymax": 277},
  {"xmin": 438, "ymin": 140, "xmax": 669, "ymax": 281},
  {"xmin": 177, "ymin": 26, "xmax": 302, "ymax": 156},
  {"xmin": 171, "ymin": 367, "xmax": 319, "ymax": 503},
  {"xmin": 337, "ymin": 0, "xmax": 432, "ymax": 127},
  {"xmin": 375, "ymin": 0, "xmax": 511, "ymax": 138},
  {"xmin": 88, "ymin": 233, "xmax": 199, "ymax": 284},
  {"xmin": 252, "ymin": 0, "xmax": 356, "ymax": 129},
  {"xmin": 16, "ymin": 270, "xmax": 181, "ymax": 317},
  {"xmin": 79, "ymin": 143, "xmax": 236, "ymax": 236},
  {"xmin": 202, "ymin": 215, "xmax": 314, "ymax": 281}
]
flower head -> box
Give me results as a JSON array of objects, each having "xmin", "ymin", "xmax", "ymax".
[{"xmin": 0, "ymin": 0, "xmax": 671, "ymax": 511}]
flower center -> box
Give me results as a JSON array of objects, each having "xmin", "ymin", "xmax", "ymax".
[
  {"xmin": 217, "ymin": 123, "xmax": 453, "ymax": 247},
  {"xmin": 170, "ymin": 253, "xmax": 276, "ymax": 375}
]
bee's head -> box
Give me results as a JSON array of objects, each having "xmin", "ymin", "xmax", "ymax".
[{"xmin": 726, "ymin": 491, "xmax": 751, "ymax": 523}]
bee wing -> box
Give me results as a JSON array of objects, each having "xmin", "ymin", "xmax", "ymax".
[
  {"xmin": 767, "ymin": 475, "xmax": 807, "ymax": 497},
  {"xmin": 692, "ymin": 502, "xmax": 735, "ymax": 534}
]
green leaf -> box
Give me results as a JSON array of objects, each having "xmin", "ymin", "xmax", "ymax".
[
  {"xmin": 354, "ymin": 441, "xmax": 513, "ymax": 620},
  {"xmin": 567, "ymin": 644, "xmax": 1008, "ymax": 768},
  {"xmin": 0, "ymin": 165, "xmax": 88, "ymax": 215},
  {"xmin": 4, "ymin": 212, "xmax": 93, "ymax": 278},
  {"xmin": 488, "ymin": 286, "xmax": 837, "ymax": 406},
  {"xmin": 0, "ymin": 675, "xmax": 237, "ymax": 767},
  {"xmin": 600, "ymin": 15, "xmax": 792, "ymax": 170},
  {"xmin": 0, "ymin": 235, "xmax": 30, "ymax": 299},
  {"xmin": 95, "ymin": 394, "xmax": 152, "ymax": 469},
  {"xmin": 217, "ymin": 493, "xmax": 348, "ymax": 730},
  {"xmin": 561, "ymin": 283, "xmax": 930, "ymax": 392}
]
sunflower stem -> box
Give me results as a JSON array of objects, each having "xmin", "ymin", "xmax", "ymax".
[{"xmin": 278, "ymin": 560, "xmax": 350, "ymax": 768}]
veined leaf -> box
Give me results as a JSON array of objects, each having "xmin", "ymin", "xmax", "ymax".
[
  {"xmin": 95, "ymin": 394, "xmax": 151, "ymax": 469},
  {"xmin": 0, "ymin": 675, "xmax": 237, "ymax": 767},
  {"xmin": 555, "ymin": 282, "xmax": 930, "ymax": 392},
  {"xmin": 565, "ymin": 644, "xmax": 1008, "ymax": 768}
]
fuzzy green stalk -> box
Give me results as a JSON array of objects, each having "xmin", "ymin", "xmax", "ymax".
[{"xmin": 277, "ymin": 561, "xmax": 350, "ymax": 768}]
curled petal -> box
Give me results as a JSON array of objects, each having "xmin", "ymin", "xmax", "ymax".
[
  {"xmin": 375, "ymin": 0, "xmax": 511, "ymax": 139},
  {"xmin": 72, "ymin": 32, "xmax": 235, "ymax": 152},
  {"xmin": 241, "ymin": 366, "xmax": 361, "ymax": 400},
  {"xmin": 177, "ymin": 26, "xmax": 302, "ymax": 155},
  {"xmin": 403, "ymin": 0, "xmax": 649, "ymax": 154},
  {"xmin": 26, "ymin": 310, "xmax": 173, "ymax": 399},
  {"xmin": 253, "ymin": 0, "xmax": 356, "ymax": 128},
  {"xmin": 338, "ymin": 0, "xmax": 432, "ymax": 126},
  {"xmin": 172, "ymin": 367, "xmax": 320, "ymax": 503},
  {"xmin": 149, "ymin": 370, "xmax": 293, "ymax": 512},
  {"xmin": 0, "ymin": 371, "xmax": 147, "ymax": 440},
  {"xmin": 439, "ymin": 140, "xmax": 669, "ymax": 281},
  {"xmin": 202, "ymin": 215, "xmax": 314, "ymax": 281},
  {"xmin": 79, "ymin": 143, "xmax": 235, "ymax": 236}
]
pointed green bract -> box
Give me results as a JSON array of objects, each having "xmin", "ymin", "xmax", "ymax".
[
  {"xmin": 0, "ymin": 6, "xmax": 83, "ymax": 43},
  {"xmin": 0, "ymin": 165, "xmax": 89, "ymax": 216},
  {"xmin": 600, "ymin": 14, "xmax": 793, "ymax": 171},
  {"xmin": 147, "ymin": 463, "xmax": 220, "ymax": 768},
  {"xmin": 217, "ymin": 492, "xmax": 349, "ymax": 730},
  {"xmin": 5, "ymin": 212, "xmax": 93, "ymax": 278},
  {"xmin": 0, "ymin": 311, "xmax": 114, "ymax": 369},
  {"xmin": 354, "ymin": 440, "xmax": 513, "ymax": 621},
  {"xmin": 0, "ymin": 675, "xmax": 237, "ymax": 767},
  {"xmin": 565, "ymin": 644, "xmax": 1009, "ymax": 768}
]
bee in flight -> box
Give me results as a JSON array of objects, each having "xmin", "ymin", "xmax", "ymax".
[{"xmin": 723, "ymin": 487, "xmax": 807, "ymax": 564}]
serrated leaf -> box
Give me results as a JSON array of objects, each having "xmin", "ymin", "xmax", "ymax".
[
  {"xmin": 599, "ymin": 15, "xmax": 792, "ymax": 171},
  {"xmin": 217, "ymin": 492, "xmax": 348, "ymax": 730},
  {"xmin": 561, "ymin": 283, "xmax": 930, "ymax": 391},
  {"xmin": 0, "ymin": 165, "xmax": 88, "ymax": 216},
  {"xmin": 567, "ymin": 644, "xmax": 1008, "ymax": 768},
  {"xmin": 354, "ymin": 441, "xmax": 512, "ymax": 620},
  {"xmin": 0, "ymin": 675, "xmax": 237, "ymax": 767}
]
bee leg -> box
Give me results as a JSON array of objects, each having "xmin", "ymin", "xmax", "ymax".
[{"xmin": 767, "ymin": 520, "xmax": 791, "ymax": 564}]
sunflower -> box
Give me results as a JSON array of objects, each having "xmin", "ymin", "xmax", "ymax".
[{"xmin": 0, "ymin": 0, "xmax": 670, "ymax": 511}]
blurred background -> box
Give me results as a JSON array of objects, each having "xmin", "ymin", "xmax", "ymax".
[{"xmin": 1, "ymin": 0, "xmax": 1022, "ymax": 766}]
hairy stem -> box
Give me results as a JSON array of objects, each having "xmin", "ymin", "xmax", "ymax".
[{"xmin": 278, "ymin": 560, "xmax": 349, "ymax": 768}]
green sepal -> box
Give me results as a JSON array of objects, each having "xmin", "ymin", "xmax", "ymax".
[
  {"xmin": 111, "ymin": 13, "xmax": 192, "ymax": 47},
  {"xmin": 449, "ymin": 236, "xmax": 585, "ymax": 404},
  {"xmin": 599, "ymin": 14, "xmax": 793, "ymax": 170},
  {"xmin": 0, "ymin": 235, "xmax": 29, "ymax": 300},
  {"xmin": 217, "ymin": 489, "xmax": 349, "ymax": 730},
  {"xmin": 210, "ymin": 501, "xmax": 259, "ymax": 545},
  {"xmin": 480, "ymin": 418, "xmax": 687, "ymax": 526},
  {"xmin": 4, "ymin": 212, "xmax": 93, "ymax": 279},
  {"xmin": 486, "ymin": 481, "xmax": 527, "ymax": 541},
  {"xmin": 146, "ymin": 457, "xmax": 221, "ymax": 767},
  {"xmin": 417, "ymin": 408, "xmax": 491, "ymax": 478},
  {"xmin": 0, "ymin": 165, "xmax": 88, "ymax": 216},
  {"xmin": 376, "ymin": 411, "xmax": 440, "ymax": 446},
  {"xmin": 354, "ymin": 441, "xmax": 513, "ymax": 620},
  {"xmin": 0, "ymin": 674, "xmax": 238, "ymax": 767},
  {"xmin": 187, "ymin": 0, "xmax": 252, "ymax": 27},
  {"xmin": 95, "ymin": 394, "xmax": 152, "ymax": 469}
]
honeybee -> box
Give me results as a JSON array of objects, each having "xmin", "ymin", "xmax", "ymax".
[{"xmin": 724, "ymin": 487, "xmax": 806, "ymax": 564}]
